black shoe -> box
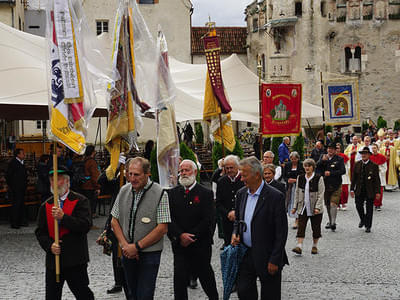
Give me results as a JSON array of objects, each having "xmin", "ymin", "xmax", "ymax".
[
  {"xmin": 330, "ymin": 224, "xmax": 336, "ymax": 232},
  {"xmin": 358, "ymin": 221, "xmax": 364, "ymax": 228},
  {"xmin": 365, "ymin": 227, "xmax": 371, "ymax": 233},
  {"xmin": 10, "ymin": 225, "xmax": 20, "ymax": 229},
  {"xmin": 189, "ymin": 279, "xmax": 198, "ymax": 289},
  {"xmin": 107, "ymin": 285, "xmax": 122, "ymax": 294},
  {"xmin": 325, "ymin": 222, "xmax": 331, "ymax": 229}
]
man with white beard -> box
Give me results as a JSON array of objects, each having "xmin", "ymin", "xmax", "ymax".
[
  {"xmin": 168, "ymin": 160, "xmax": 219, "ymax": 300},
  {"xmin": 35, "ymin": 165, "xmax": 94, "ymax": 300}
]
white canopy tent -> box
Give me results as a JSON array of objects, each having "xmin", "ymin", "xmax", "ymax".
[{"xmin": 0, "ymin": 21, "xmax": 322, "ymax": 124}]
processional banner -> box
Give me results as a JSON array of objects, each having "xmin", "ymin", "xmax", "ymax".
[
  {"xmin": 323, "ymin": 80, "xmax": 360, "ymax": 125},
  {"xmin": 261, "ymin": 83, "xmax": 302, "ymax": 137}
]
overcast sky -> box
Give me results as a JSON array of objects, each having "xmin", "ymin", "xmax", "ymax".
[{"xmin": 191, "ymin": 0, "xmax": 252, "ymax": 27}]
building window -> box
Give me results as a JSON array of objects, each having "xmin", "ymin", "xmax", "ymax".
[
  {"xmin": 253, "ymin": 18, "xmax": 258, "ymax": 32},
  {"xmin": 345, "ymin": 47, "xmax": 352, "ymax": 72},
  {"xmin": 295, "ymin": 2, "xmax": 302, "ymax": 17},
  {"xmin": 36, "ymin": 120, "xmax": 42, "ymax": 129},
  {"xmin": 262, "ymin": 54, "xmax": 266, "ymax": 79},
  {"xmin": 138, "ymin": 0, "xmax": 155, "ymax": 3},
  {"xmin": 321, "ymin": 1, "xmax": 327, "ymax": 17},
  {"xmin": 96, "ymin": 20, "xmax": 109, "ymax": 36}
]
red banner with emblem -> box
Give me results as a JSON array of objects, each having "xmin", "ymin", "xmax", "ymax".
[{"xmin": 261, "ymin": 83, "xmax": 302, "ymax": 137}]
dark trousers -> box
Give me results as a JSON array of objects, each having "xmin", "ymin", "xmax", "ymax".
[
  {"xmin": 9, "ymin": 189, "xmax": 26, "ymax": 226},
  {"xmin": 45, "ymin": 264, "xmax": 94, "ymax": 300},
  {"xmin": 237, "ymin": 249, "xmax": 282, "ymax": 300},
  {"xmin": 81, "ymin": 190, "xmax": 97, "ymax": 215},
  {"xmin": 222, "ymin": 218, "xmax": 234, "ymax": 247},
  {"xmin": 109, "ymin": 232, "xmax": 128, "ymax": 295},
  {"xmin": 296, "ymin": 212, "xmax": 323, "ymax": 239},
  {"xmin": 355, "ymin": 191, "xmax": 374, "ymax": 228},
  {"xmin": 122, "ymin": 251, "xmax": 161, "ymax": 300},
  {"xmin": 173, "ymin": 244, "xmax": 218, "ymax": 300}
]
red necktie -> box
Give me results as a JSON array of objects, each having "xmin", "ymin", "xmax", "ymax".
[{"xmin": 185, "ymin": 188, "xmax": 189, "ymax": 195}]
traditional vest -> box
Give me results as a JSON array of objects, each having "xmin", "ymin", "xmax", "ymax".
[
  {"xmin": 46, "ymin": 197, "xmax": 78, "ymax": 239},
  {"xmin": 117, "ymin": 182, "xmax": 165, "ymax": 252},
  {"xmin": 297, "ymin": 174, "xmax": 321, "ymax": 192}
]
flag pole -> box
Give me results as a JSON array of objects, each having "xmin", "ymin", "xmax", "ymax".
[
  {"xmin": 257, "ymin": 56, "xmax": 263, "ymax": 160},
  {"xmin": 52, "ymin": 141, "xmax": 60, "ymax": 282},
  {"xmin": 320, "ymin": 72, "xmax": 326, "ymax": 143}
]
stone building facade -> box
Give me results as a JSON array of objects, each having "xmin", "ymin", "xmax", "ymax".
[
  {"xmin": 0, "ymin": 0, "xmax": 25, "ymax": 29},
  {"xmin": 246, "ymin": 0, "xmax": 400, "ymax": 126}
]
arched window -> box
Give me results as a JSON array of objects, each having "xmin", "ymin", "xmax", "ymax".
[
  {"xmin": 354, "ymin": 46, "xmax": 361, "ymax": 71},
  {"xmin": 345, "ymin": 47, "xmax": 352, "ymax": 72}
]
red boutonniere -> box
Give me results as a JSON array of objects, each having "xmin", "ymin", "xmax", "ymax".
[{"xmin": 193, "ymin": 196, "xmax": 200, "ymax": 204}]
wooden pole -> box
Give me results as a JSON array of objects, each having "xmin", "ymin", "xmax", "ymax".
[
  {"xmin": 52, "ymin": 141, "xmax": 60, "ymax": 282},
  {"xmin": 117, "ymin": 145, "xmax": 125, "ymax": 261},
  {"xmin": 257, "ymin": 56, "xmax": 263, "ymax": 160}
]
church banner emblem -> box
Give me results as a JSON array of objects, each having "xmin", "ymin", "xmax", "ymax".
[
  {"xmin": 261, "ymin": 83, "xmax": 302, "ymax": 137},
  {"xmin": 323, "ymin": 80, "xmax": 360, "ymax": 125}
]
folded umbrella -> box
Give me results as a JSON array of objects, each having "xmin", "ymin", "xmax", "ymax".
[{"xmin": 220, "ymin": 244, "xmax": 248, "ymax": 300}]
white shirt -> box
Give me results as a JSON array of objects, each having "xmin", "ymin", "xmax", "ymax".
[
  {"xmin": 16, "ymin": 157, "xmax": 24, "ymax": 165},
  {"xmin": 301, "ymin": 173, "xmax": 315, "ymax": 216}
]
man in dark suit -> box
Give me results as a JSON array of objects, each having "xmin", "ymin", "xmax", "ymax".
[
  {"xmin": 310, "ymin": 141, "xmax": 326, "ymax": 165},
  {"xmin": 263, "ymin": 163, "xmax": 286, "ymax": 196},
  {"xmin": 350, "ymin": 147, "xmax": 381, "ymax": 233},
  {"xmin": 35, "ymin": 166, "xmax": 94, "ymax": 300},
  {"xmin": 216, "ymin": 155, "xmax": 244, "ymax": 247},
  {"xmin": 316, "ymin": 142, "xmax": 345, "ymax": 231},
  {"xmin": 168, "ymin": 159, "xmax": 219, "ymax": 300},
  {"xmin": 6, "ymin": 148, "xmax": 28, "ymax": 229},
  {"xmin": 232, "ymin": 157, "xmax": 288, "ymax": 300}
]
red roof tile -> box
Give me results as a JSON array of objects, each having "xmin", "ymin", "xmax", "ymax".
[{"xmin": 191, "ymin": 27, "xmax": 247, "ymax": 55}]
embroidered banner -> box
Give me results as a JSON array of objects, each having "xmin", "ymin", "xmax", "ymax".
[
  {"xmin": 203, "ymin": 35, "xmax": 232, "ymax": 114},
  {"xmin": 261, "ymin": 83, "xmax": 302, "ymax": 137},
  {"xmin": 323, "ymin": 80, "xmax": 360, "ymax": 125}
]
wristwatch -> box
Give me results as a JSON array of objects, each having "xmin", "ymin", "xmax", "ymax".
[{"xmin": 135, "ymin": 241, "xmax": 142, "ymax": 252}]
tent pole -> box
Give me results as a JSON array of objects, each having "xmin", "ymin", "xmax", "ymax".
[
  {"xmin": 257, "ymin": 56, "xmax": 263, "ymax": 160},
  {"xmin": 320, "ymin": 72, "xmax": 326, "ymax": 143}
]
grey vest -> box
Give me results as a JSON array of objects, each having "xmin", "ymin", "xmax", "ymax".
[{"xmin": 117, "ymin": 182, "xmax": 165, "ymax": 252}]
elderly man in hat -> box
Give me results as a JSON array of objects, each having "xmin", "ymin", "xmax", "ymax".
[
  {"xmin": 350, "ymin": 147, "xmax": 381, "ymax": 233},
  {"xmin": 316, "ymin": 142, "xmax": 346, "ymax": 232},
  {"xmin": 35, "ymin": 165, "xmax": 94, "ymax": 300}
]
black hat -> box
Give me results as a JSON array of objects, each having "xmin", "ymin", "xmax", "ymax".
[
  {"xmin": 358, "ymin": 146, "xmax": 372, "ymax": 155},
  {"xmin": 327, "ymin": 142, "xmax": 336, "ymax": 149},
  {"xmin": 49, "ymin": 165, "xmax": 71, "ymax": 176}
]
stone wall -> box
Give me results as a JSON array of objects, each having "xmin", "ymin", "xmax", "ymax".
[{"xmin": 246, "ymin": 0, "xmax": 400, "ymax": 125}]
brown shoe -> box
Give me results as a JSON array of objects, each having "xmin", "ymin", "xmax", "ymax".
[
  {"xmin": 292, "ymin": 247, "xmax": 302, "ymax": 255},
  {"xmin": 311, "ymin": 246, "xmax": 318, "ymax": 254}
]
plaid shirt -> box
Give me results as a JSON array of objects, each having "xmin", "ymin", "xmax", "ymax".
[{"xmin": 111, "ymin": 179, "xmax": 171, "ymax": 239}]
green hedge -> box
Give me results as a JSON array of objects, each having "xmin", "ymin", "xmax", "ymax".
[
  {"xmin": 212, "ymin": 137, "xmax": 244, "ymax": 170},
  {"xmin": 377, "ymin": 116, "xmax": 387, "ymax": 129},
  {"xmin": 195, "ymin": 123, "xmax": 204, "ymax": 145},
  {"xmin": 271, "ymin": 137, "xmax": 283, "ymax": 165},
  {"xmin": 292, "ymin": 133, "xmax": 305, "ymax": 161}
]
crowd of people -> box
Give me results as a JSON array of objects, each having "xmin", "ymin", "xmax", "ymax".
[{"xmin": 3, "ymin": 126, "xmax": 400, "ymax": 299}]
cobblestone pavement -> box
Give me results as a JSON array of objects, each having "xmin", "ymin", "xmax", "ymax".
[{"xmin": 1, "ymin": 190, "xmax": 400, "ymax": 299}]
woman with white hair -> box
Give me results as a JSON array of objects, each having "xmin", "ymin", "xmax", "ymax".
[
  {"xmin": 283, "ymin": 151, "xmax": 305, "ymax": 229},
  {"xmin": 291, "ymin": 159, "xmax": 325, "ymax": 255}
]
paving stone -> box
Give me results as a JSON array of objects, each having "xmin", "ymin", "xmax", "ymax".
[{"xmin": 0, "ymin": 191, "xmax": 399, "ymax": 299}]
